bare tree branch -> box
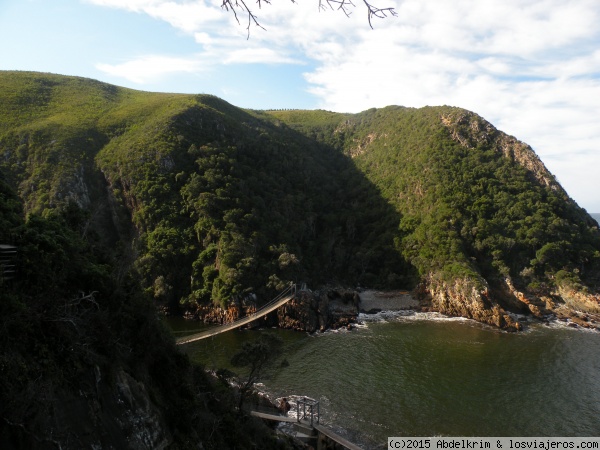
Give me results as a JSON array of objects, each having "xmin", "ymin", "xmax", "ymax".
[
  {"xmin": 362, "ymin": 0, "xmax": 397, "ymax": 28},
  {"xmin": 222, "ymin": 0, "xmax": 396, "ymax": 36},
  {"xmin": 221, "ymin": 0, "xmax": 268, "ymax": 39}
]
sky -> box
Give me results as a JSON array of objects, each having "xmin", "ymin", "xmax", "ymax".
[{"xmin": 1, "ymin": 0, "xmax": 599, "ymax": 212}]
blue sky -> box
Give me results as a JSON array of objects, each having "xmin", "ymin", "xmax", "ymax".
[{"xmin": 1, "ymin": 0, "xmax": 599, "ymax": 212}]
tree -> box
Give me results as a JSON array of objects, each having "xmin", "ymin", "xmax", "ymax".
[
  {"xmin": 221, "ymin": 0, "xmax": 397, "ymax": 36},
  {"xmin": 230, "ymin": 333, "xmax": 285, "ymax": 410}
]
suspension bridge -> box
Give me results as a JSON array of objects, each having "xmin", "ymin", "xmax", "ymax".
[{"xmin": 176, "ymin": 283, "xmax": 298, "ymax": 345}]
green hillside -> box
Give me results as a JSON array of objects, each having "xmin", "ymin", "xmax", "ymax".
[
  {"xmin": 270, "ymin": 106, "xmax": 600, "ymax": 285},
  {"xmin": 2, "ymin": 69, "xmax": 600, "ymax": 447},
  {"xmin": 1, "ymin": 70, "xmax": 599, "ymax": 324}
]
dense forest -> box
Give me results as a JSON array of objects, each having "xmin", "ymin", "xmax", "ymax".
[
  {"xmin": 0, "ymin": 174, "xmax": 297, "ymax": 448},
  {"xmin": 2, "ymin": 72, "xmax": 598, "ymax": 313},
  {"xmin": 1, "ymin": 70, "xmax": 600, "ymax": 446}
]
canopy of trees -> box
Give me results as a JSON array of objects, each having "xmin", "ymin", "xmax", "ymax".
[{"xmin": 1, "ymin": 71, "xmax": 599, "ymax": 318}]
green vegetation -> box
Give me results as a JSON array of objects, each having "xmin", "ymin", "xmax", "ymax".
[
  {"xmin": 2, "ymin": 71, "xmax": 599, "ymax": 313},
  {"xmin": 230, "ymin": 333, "xmax": 285, "ymax": 409},
  {"xmin": 2, "ymin": 69, "xmax": 600, "ymax": 445},
  {"xmin": 268, "ymin": 106, "xmax": 600, "ymax": 293},
  {"xmin": 0, "ymin": 165, "xmax": 293, "ymax": 449},
  {"xmin": 1, "ymin": 72, "xmax": 412, "ymax": 313}
]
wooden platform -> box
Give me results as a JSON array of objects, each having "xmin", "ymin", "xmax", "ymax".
[
  {"xmin": 250, "ymin": 410, "xmax": 297, "ymax": 423},
  {"xmin": 314, "ymin": 424, "xmax": 364, "ymax": 450},
  {"xmin": 250, "ymin": 410, "xmax": 364, "ymax": 449}
]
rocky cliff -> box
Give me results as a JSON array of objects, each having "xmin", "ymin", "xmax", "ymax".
[
  {"xmin": 420, "ymin": 274, "xmax": 521, "ymax": 331},
  {"xmin": 418, "ymin": 273, "xmax": 600, "ymax": 331},
  {"xmin": 277, "ymin": 288, "xmax": 360, "ymax": 332}
]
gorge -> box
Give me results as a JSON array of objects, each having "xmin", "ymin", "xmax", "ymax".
[{"xmin": 1, "ymin": 70, "xmax": 600, "ymax": 448}]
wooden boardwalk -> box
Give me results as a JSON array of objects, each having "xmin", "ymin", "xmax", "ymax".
[
  {"xmin": 176, "ymin": 285, "xmax": 296, "ymax": 345},
  {"xmin": 250, "ymin": 410, "xmax": 297, "ymax": 423},
  {"xmin": 250, "ymin": 410, "xmax": 363, "ymax": 450},
  {"xmin": 313, "ymin": 424, "xmax": 364, "ymax": 450}
]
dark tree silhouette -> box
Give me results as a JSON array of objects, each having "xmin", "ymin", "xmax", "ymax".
[{"xmin": 230, "ymin": 333, "xmax": 284, "ymax": 410}]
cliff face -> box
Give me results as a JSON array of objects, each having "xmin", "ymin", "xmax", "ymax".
[
  {"xmin": 420, "ymin": 275, "xmax": 521, "ymax": 331},
  {"xmin": 440, "ymin": 110, "xmax": 562, "ymax": 191},
  {"xmin": 419, "ymin": 273, "xmax": 600, "ymax": 331}
]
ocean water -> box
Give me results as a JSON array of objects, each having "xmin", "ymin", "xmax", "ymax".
[{"xmin": 169, "ymin": 314, "xmax": 600, "ymax": 449}]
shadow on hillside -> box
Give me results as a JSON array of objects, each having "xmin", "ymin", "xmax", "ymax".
[{"xmin": 174, "ymin": 97, "xmax": 419, "ymax": 290}]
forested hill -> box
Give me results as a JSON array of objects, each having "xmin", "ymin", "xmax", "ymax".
[{"xmin": 2, "ymin": 71, "xmax": 600, "ymax": 331}]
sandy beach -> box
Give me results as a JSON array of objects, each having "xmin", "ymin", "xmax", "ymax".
[{"xmin": 358, "ymin": 290, "xmax": 419, "ymax": 312}]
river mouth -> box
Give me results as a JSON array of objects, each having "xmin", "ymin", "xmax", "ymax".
[{"xmin": 166, "ymin": 313, "xmax": 600, "ymax": 449}]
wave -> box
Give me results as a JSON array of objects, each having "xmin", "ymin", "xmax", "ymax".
[
  {"xmin": 357, "ymin": 309, "xmax": 599, "ymax": 334},
  {"xmin": 358, "ymin": 309, "xmax": 474, "ymax": 324}
]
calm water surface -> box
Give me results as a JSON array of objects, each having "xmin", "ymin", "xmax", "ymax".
[{"xmin": 166, "ymin": 313, "xmax": 600, "ymax": 449}]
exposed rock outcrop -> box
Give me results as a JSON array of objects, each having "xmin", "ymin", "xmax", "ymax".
[
  {"xmin": 495, "ymin": 277, "xmax": 550, "ymax": 318},
  {"xmin": 189, "ymin": 300, "xmax": 258, "ymax": 325},
  {"xmin": 416, "ymin": 272, "xmax": 600, "ymax": 331},
  {"xmin": 555, "ymin": 284, "xmax": 600, "ymax": 314},
  {"xmin": 184, "ymin": 288, "xmax": 360, "ymax": 333},
  {"xmin": 440, "ymin": 110, "xmax": 562, "ymax": 190},
  {"xmin": 277, "ymin": 288, "xmax": 360, "ymax": 333},
  {"xmin": 548, "ymin": 284, "xmax": 600, "ymax": 329},
  {"xmin": 420, "ymin": 274, "xmax": 521, "ymax": 331},
  {"xmin": 183, "ymin": 277, "xmax": 600, "ymax": 333}
]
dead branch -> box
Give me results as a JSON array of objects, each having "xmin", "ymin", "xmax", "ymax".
[
  {"xmin": 362, "ymin": 0, "xmax": 397, "ymax": 28},
  {"xmin": 222, "ymin": 0, "xmax": 396, "ymax": 36},
  {"xmin": 45, "ymin": 291, "xmax": 100, "ymax": 334},
  {"xmin": 221, "ymin": 0, "xmax": 268, "ymax": 39}
]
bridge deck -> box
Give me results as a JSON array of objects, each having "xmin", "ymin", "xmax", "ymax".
[
  {"xmin": 250, "ymin": 410, "xmax": 297, "ymax": 423},
  {"xmin": 176, "ymin": 293, "xmax": 295, "ymax": 345},
  {"xmin": 250, "ymin": 411, "xmax": 363, "ymax": 450},
  {"xmin": 314, "ymin": 424, "xmax": 364, "ymax": 450}
]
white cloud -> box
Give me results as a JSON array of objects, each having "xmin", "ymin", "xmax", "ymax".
[
  {"xmin": 96, "ymin": 55, "xmax": 206, "ymax": 83},
  {"xmin": 86, "ymin": 0, "xmax": 600, "ymax": 210},
  {"xmin": 292, "ymin": 0, "xmax": 600, "ymax": 209},
  {"xmin": 223, "ymin": 47, "xmax": 303, "ymax": 65},
  {"xmin": 143, "ymin": 1, "xmax": 223, "ymax": 32},
  {"xmin": 83, "ymin": 0, "xmax": 163, "ymax": 13},
  {"xmin": 89, "ymin": 0, "xmax": 309, "ymax": 69},
  {"xmin": 85, "ymin": 0, "xmax": 223, "ymax": 30}
]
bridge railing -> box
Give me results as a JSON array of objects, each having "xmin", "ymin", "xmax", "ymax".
[
  {"xmin": 247, "ymin": 282, "xmax": 296, "ymax": 315},
  {"xmin": 176, "ymin": 283, "xmax": 298, "ymax": 344}
]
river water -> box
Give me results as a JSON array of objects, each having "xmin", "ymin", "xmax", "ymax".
[{"xmin": 166, "ymin": 311, "xmax": 600, "ymax": 449}]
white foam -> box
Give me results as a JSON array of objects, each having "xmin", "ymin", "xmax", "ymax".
[
  {"xmin": 531, "ymin": 318, "xmax": 600, "ymax": 333},
  {"xmin": 358, "ymin": 309, "xmax": 474, "ymax": 324}
]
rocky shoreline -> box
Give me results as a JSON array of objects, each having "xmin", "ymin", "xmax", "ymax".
[{"xmin": 179, "ymin": 284, "xmax": 600, "ymax": 333}]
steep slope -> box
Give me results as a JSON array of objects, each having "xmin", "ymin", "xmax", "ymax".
[
  {"xmin": 2, "ymin": 71, "xmax": 600, "ymax": 332},
  {"xmin": 0, "ymin": 72, "xmax": 413, "ymax": 313},
  {"xmin": 268, "ymin": 106, "xmax": 600, "ymax": 329},
  {"xmin": 0, "ymin": 175, "xmax": 295, "ymax": 449}
]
